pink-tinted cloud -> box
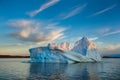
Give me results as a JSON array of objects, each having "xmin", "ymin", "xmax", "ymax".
[{"xmin": 8, "ymin": 19, "xmax": 66, "ymax": 44}]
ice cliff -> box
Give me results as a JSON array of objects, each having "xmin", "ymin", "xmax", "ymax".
[{"xmin": 29, "ymin": 37, "xmax": 102, "ymax": 63}]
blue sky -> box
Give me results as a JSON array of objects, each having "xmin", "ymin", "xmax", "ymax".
[{"xmin": 0, "ymin": 0, "xmax": 120, "ymax": 55}]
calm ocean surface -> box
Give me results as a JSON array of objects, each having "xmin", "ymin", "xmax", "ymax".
[{"xmin": 0, "ymin": 58, "xmax": 119, "ymax": 80}]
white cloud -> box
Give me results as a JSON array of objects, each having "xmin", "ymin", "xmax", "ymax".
[
  {"xmin": 97, "ymin": 27, "xmax": 110, "ymax": 34},
  {"xmin": 105, "ymin": 44, "xmax": 120, "ymax": 51},
  {"xmin": 27, "ymin": 0, "xmax": 59, "ymax": 17},
  {"xmin": 89, "ymin": 4, "xmax": 117, "ymax": 17},
  {"xmin": 60, "ymin": 4, "xmax": 87, "ymax": 19},
  {"xmin": 94, "ymin": 41, "xmax": 120, "ymax": 54},
  {"xmin": 0, "ymin": 42, "xmax": 25, "ymax": 47},
  {"xmin": 8, "ymin": 43, "xmax": 24, "ymax": 47},
  {"xmin": 99, "ymin": 44, "xmax": 120, "ymax": 54},
  {"xmin": 103, "ymin": 30, "xmax": 120, "ymax": 36},
  {"xmin": 8, "ymin": 19, "xmax": 66, "ymax": 44},
  {"xmin": 96, "ymin": 27, "xmax": 120, "ymax": 36},
  {"xmin": 88, "ymin": 37, "xmax": 98, "ymax": 41},
  {"xmin": 8, "ymin": 20, "xmax": 33, "ymax": 28}
]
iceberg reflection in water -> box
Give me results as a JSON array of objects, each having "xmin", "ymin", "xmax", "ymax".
[
  {"xmin": 27, "ymin": 63, "xmax": 101, "ymax": 80},
  {"xmin": 0, "ymin": 58, "xmax": 120, "ymax": 80}
]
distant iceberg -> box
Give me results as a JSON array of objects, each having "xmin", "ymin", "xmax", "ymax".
[{"xmin": 29, "ymin": 37, "xmax": 102, "ymax": 63}]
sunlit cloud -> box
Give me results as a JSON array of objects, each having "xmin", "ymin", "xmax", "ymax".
[
  {"xmin": 0, "ymin": 48, "xmax": 28, "ymax": 55},
  {"xmin": 105, "ymin": 44, "xmax": 120, "ymax": 51},
  {"xmin": 100, "ymin": 44, "xmax": 120, "ymax": 54},
  {"xmin": 7, "ymin": 19, "xmax": 66, "ymax": 45},
  {"xmin": 8, "ymin": 20, "xmax": 33, "ymax": 28},
  {"xmin": 7, "ymin": 43, "xmax": 24, "ymax": 47},
  {"xmin": 94, "ymin": 41, "xmax": 120, "ymax": 54},
  {"xmin": 89, "ymin": 4, "xmax": 117, "ymax": 17},
  {"xmin": 0, "ymin": 42, "xmax": 25, "ymax": 47},
  {"xmin": 27, "ymin": 0, "xmax": 59, "ymax": 17}
]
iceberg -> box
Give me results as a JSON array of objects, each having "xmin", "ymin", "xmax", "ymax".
[
  {"xmin": 29, "ymin": 37, "xmax": 102, "ymax": 63},
  {"xmin": 72, "ymin": 37, "xmax": 102, "ymax": 61}
]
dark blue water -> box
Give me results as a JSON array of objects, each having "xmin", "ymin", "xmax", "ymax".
[{"xmin": 0, "ymin": 58, "xmax": 120, "ymax": 80}]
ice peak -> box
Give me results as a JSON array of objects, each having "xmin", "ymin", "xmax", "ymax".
[
  {"xmin": 72, "ymin": 37, "xmax": 93, "ymax": 56},
  {"xmin": 81, "ymin": 36, "xmax": 90, "ymax": 43},
  {"xmin": 74, "ymin": 37, "xmax": 90, "ymax": 47},
  {"xmin": 82, "ymin": 36, "xmax": 88, "ymax": 40}
]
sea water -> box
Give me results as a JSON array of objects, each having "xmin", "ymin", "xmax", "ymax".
[{"xmin": 0, "ymin": 58, "xmax": 119, "ymax": 80}]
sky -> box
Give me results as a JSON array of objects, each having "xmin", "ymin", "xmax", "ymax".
[{"xmin": 0, "ymin": 0, "xmax": 120, "ymax": 56}]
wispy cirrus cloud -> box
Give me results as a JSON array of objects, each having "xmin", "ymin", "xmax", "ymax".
[
  {"xmin": 89, "ymin": 37, "xmax": 98, "ymax": 41},
  {"xmin": 8, "ymin": 43, "xmax": 24, "ymax": 46},
  {"xmin": 103, "ymin": 30, "xmax": 120, "ymax": 36},
  {"xmin": 63, "ymin": 4, "xmax": 87, "ymax": 19},
  {"xmin": 5, "ymin": 43, "xmax": 24, "ymax": 47},
  {"xmin": 95, "ymin": 27, "xmax": 120, "ymax": 36},
  {"xmin": 27, "ymin": 0, "xmax": 59, "ymax": 17},
  {"xmin": 89, "ymin": 4, "xmax": 117, "ymax": 17},
  {"xmin": 7, "ymin": 19, "xmax": 66, "ymax": 45},
  {"xmin": 60, "ymin": 4, "xmax": 87, "ymax": 19}
]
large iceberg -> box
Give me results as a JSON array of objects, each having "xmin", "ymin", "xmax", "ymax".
[{"xmin": 29, "ymin": 37, "xmax": 102, "ymax": 63}]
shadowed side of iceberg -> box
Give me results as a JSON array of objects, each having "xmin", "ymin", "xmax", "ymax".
[{"xmin": 29, "ymin": 47, "xmax": 70, "ymax": 63}]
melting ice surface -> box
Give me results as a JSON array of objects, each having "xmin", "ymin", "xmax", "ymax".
[{"xmin": 29, "ymin": 37, "xmax": 102, "ymax": 63}]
